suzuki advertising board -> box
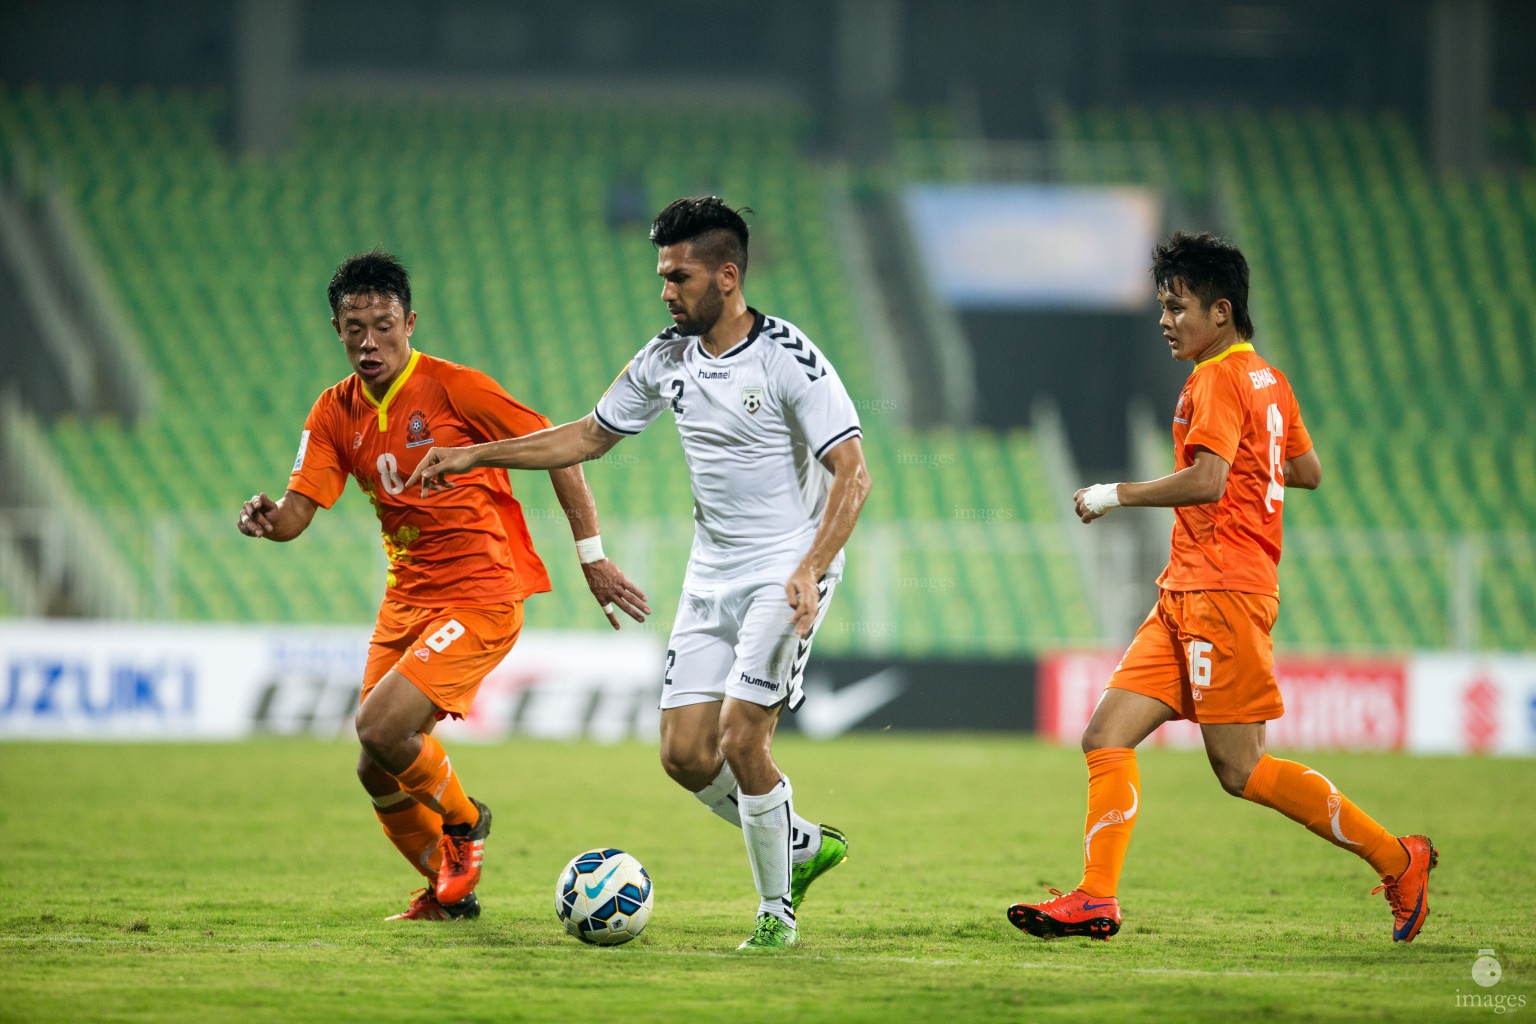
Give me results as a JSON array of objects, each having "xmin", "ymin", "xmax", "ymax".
[
  {"xmin": 1407, "ymin": 654, "xmax": 1536, "ymax": 756},
  {"xmin": 0, "ymin": 621, "xmax": 662, "ymax": 742}
]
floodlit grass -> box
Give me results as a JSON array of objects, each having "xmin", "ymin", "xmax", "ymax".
[{"xmin": 1, "ymin": 736, "xmax": 1531, "ymax": 1022}]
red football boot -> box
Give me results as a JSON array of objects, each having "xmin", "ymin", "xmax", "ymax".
[
  {"xmin": 1371, "ymin": 835, "xmax": 1438, "ymax": 943},
  {"xmin": 385, "ymin": 887, "xmax": 480, "ymax": 921},
  {"xmin": 1008, "ymin": 887, "xmax": 1122, "ymax": 940},
  {"xmin": 434, "ymin": 798, "xmax": 491, "ymax": 906}
]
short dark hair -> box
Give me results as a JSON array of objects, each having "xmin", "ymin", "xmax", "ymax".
[
  {"xmin": 328, "ymin": 250, "xmax": 411, "ymax": 317},
  {"xmin": 649, "ymin": 196, "xmax": 751, "ymax": 277},
  {"xmin": 1152, "ymin": 231, "xmax": 1254, "ymax": 340}
]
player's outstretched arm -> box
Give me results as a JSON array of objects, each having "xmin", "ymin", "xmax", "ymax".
[
  {"xmin": 236, "ymin": 489, "xmax": 319, "ymax": 542},
  {"xmin": 407, "ymin": 414, "xmax": 623, "ymax": 495},
  {"xmin": 546, "ymin": 463, "xmax": 652, "ymax": 630},
  {"xmin": 1073, "ymin": 449, "xmax": 1231, "ymax": 524},
  {"xmin": 786, "ymin": 437, "xmax": 873, "ymax": 638}
]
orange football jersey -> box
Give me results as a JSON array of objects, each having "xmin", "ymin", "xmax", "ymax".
[
  {"xmin": 288, "ymin": 350, "xmax": 553, "ymax": 608},
  {"xmin": 1158, "ymin": 343, "xmax": 1313, "ymax": 596}
]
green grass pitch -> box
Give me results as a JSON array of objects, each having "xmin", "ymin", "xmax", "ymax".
[{"xmin": 2, "ymin": 735, "xmax": 1531, "ymax": 1022}]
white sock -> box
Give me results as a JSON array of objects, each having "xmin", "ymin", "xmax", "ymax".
[
  {"xmin": 694, "ymin": 762, "xmax": 822, "ymax": 865},
  {"xmin": 693, "ymin": 762, "xmax": 742, "ymax": 826},
  {"xmin": 739, "ymin": 778, "xmax": 795, "ymax": 926}
]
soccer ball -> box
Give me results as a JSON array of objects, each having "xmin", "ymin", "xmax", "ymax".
[{"xmin": 555, "ymin": 848, "xmax": 653, "ymax": 945}]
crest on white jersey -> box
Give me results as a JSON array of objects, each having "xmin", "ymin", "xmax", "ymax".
[{"xmin": 742, "ymin": 386, "xmax": 765, "ymax": 414}]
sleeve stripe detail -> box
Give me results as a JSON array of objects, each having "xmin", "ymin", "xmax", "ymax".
[
  {"xmin": 592, "ymin": 408, "xmax": 640, "ymax": 436},
  {"xmin": 768, "ymin": 321, "xmax": 827, "ymax": 380},
  {"xmin": 814, "ymin": 426, "xmax": 862, "ymax": 460}
]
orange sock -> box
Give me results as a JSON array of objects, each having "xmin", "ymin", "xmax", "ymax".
[
  {"xmin": 1078, "ymin": 747, "xmax": 1140, "ymax": 898},
  {"xmin": 373, "ymin": 796, "xmax": 443, "ymax": 881},
  {"xmin": 1242, "ymin": 754, "xmax": 1409, "ymax": 878},
  {"xmin": 391, "ymin": 735, "xmax": 479, "ymax": 828}
]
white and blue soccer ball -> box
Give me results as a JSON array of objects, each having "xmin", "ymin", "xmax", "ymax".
[{"xmin": 555, "ymin": 848, "xmax": 653, "ymax": 946}]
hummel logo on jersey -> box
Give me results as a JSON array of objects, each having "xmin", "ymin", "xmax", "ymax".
[
  {"xmin": 739, "ymin": 671, "xmax": 778, "ymax": 691},
  {"xmin": 698, "ymin": 369, "xmax": 731, "ymax": 381},
  {"xmin": 414, "ymin": 649, "xmax": 430, "ymax": 662},
  {"xmin": 742, "ymin": 387, "xmax": 764, "ymax": 414}
]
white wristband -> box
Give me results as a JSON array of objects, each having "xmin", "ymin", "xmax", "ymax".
[
  {"xmin": 1083, "ymin": 483, "xmax": 1123, "ymax": 515},
  {"xmin": 575, "ymin": 535, "xmax": 605, "ymax": 564}
]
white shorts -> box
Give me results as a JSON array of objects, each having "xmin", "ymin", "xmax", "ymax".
[{"xmin": 659, "ymin": 577, "xmax": 836, "ymax": 712}]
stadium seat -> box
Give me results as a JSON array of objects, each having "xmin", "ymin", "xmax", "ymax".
[{"xmin": 7, "ymin": 86, "xmax": 1528, "ymax": 653}]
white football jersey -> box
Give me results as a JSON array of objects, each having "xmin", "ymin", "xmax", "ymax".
[{"xmin": 594, "ymin": 309, "xmax": 862, "ymax": 588}]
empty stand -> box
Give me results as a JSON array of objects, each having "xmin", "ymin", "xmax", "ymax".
[{"xmin": 1, "ymin": 87, "xmax": 1091, "ymax": 653}]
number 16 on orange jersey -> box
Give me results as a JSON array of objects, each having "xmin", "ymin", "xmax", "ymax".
[{"xmin": 1188, "ymin": 640, "xmax": 1214, "ymax": 700}]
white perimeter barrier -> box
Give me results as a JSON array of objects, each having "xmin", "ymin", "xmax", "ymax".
[
  {"xmin": 4, "ymin": 621, "xmax": 1532, "ymax": 753},
  {"xmin": 0, "ymin": 621, "xmax": 663, "ymax": 743}
]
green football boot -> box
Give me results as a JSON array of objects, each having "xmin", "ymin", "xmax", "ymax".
[
  {"xmin": 790, "ymin": 824, "xmax": 849, "ymax": 911},
  {"xmin": 737, "ymin": 912, "xmax": 799, "ymax": 950}
]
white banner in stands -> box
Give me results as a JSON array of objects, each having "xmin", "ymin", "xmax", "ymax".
[
  {"xmin": 1038, "ymin": 651, "xmax": 1536, "ymax": 755},
  {"xmin": 1407, "ymin": 654, "xmax": 1536, "ymax": 756},
  {"xmin": 0, "ymin": 621, "xmax": 663, "ymax": 742},
  {"xmin": 1037, "ymin": 652, "xmax": 1409, "ymax": 751}
]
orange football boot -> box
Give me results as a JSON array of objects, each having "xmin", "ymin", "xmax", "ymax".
[
  {"xmin": 1371, "ymin": 835, "xmax": 1438, "ymax": 942},
  {"xmin": 434, "ymin": 798, "xmax": 491, "ymax": 906}
]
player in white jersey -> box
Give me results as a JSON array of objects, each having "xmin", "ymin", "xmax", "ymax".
[{"xmin": 407, "ymin": 197, "xmax": 873, "ymax": 950}]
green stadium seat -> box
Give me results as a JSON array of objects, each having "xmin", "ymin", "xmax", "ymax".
[{"xmin": 11, "ymin": 87, "xmax": 1530, "ymax": 651}]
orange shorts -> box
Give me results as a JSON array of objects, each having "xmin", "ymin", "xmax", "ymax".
[
  {"xmin": 361, "ymin": 598, "xmax": 525, "ymax": 719},
  {"xmin": 1106, "ymin": 589, "xmax": 1282, "ymax": 725}
]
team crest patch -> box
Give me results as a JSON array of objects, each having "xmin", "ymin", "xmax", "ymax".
[
  {"xmin": 405, "ymin": 410, "xmax": 435, "ymax": 448},
  {"xmin": 742, "ymin": 387, "xmax": 765, "ymax": 414}
]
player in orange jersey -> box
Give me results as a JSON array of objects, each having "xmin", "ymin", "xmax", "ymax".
[
  {"xmin": 1008, "ymin": 232, "xmax": 1436, "ymax": 943},
  {"xmin": 236, "ymin": 251, "xmax": 648, "ymax": 920}
]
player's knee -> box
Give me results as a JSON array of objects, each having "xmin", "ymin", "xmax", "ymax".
[
  {"xmin": 659, "ymin": 733, "xmax": 723, "ymax": 789},
  {"xmin": 717, "ymin": 719, "xmax": 769, "ymax": 767},
  {"xmin": 354, "ymin": 712, "xmax": 401, "ymax": 764},
  {"xmin": 1211, "ymin": 759, "xmax": 1252, "ymax": 798},
  {"xmin": 1081, "ymin": 721, "xmax": 1116, "ymax": 753}
]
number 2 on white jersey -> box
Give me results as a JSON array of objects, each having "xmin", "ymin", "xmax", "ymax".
[{"xmin": 1264, "ymin": 403, "xmax": 1285, "ymax": 513}]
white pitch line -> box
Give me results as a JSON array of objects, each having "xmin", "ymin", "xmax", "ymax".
[
  {"xmin": 643, "ymin": 948, "xmax": 1372, "ymax": 980},
  {"xmin": 1, "ymin": 936, "xmax": 338, "ymax": 949},
  {"xmin": 0, "ymin": 935, "xmax": 1373, "ymax": 978}
]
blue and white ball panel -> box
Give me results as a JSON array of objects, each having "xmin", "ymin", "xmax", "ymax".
[{"xmin": 554, "ymin": 848, "xmax": 654, "ymax": 946}]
